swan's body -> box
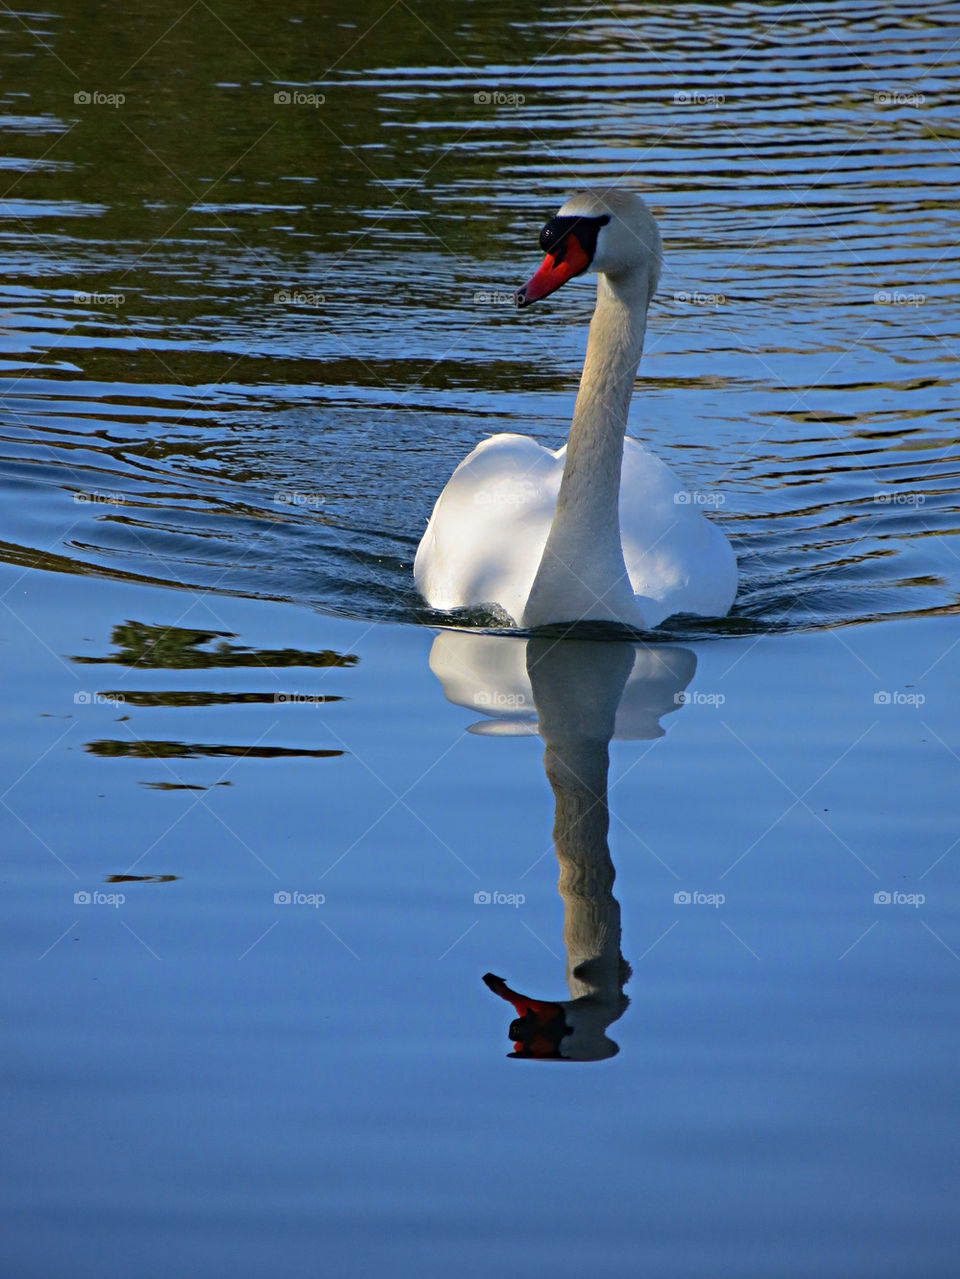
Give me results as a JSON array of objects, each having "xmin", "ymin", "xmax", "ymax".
[
  {"xmin": 414, "ymin": 188, "xmax": 737, "ymax": 628},
  {"xmin": 415, "ymin": 432, "xmax": 733, "ymax": 629}
]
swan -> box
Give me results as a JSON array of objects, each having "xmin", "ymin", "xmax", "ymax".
[{"xmin": 414, "ymin": 187, "xmax": 737, "ymax": 629}]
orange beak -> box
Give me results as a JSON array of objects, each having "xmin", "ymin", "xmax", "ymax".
[
  {"xmin": 515, "ymin": 233, "xmax": 590, "ymax": 308},
  {"xmin": 482, "ymin": 973, "xmax": 570, "ymax": 1058}
]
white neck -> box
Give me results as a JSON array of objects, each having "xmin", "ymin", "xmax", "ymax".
[{"xmin": 522, "ymin": 268, "xmax": 653, "ymax": 628}]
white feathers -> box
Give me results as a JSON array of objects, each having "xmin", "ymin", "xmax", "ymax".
[{"xmin": 414, "ymin": 432, "xmax": 736, "ymax": 628}]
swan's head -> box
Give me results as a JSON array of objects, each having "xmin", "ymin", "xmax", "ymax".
[{"xmin": 515, "ymin": 187, "xmax": 662, "ymax": 308}]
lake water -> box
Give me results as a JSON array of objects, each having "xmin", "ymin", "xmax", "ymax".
[{"xmin": 2, "ymin": 2, "xmax": 959, "ymax": 1276}]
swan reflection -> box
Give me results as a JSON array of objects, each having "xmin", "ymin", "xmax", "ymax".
[{"xmin": 429, "ymin": 632, "xmax": 696, "ymax": 1060}]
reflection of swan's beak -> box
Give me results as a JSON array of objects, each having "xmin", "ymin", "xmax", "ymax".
[{"xmin": 483, "ymin": 973, "xmax": 570, "ymax": 1059}]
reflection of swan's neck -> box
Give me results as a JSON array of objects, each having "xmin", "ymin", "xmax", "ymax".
[
  {"xmin": 524, "ymin": 271, "xmax": 652, "ymax": 627},
  {"xmin": 528, "ymin": 639, "xmax": 634, "ymax": 1058},
  {"xmin": 545, "ymin": 738, "xmax": 626, "ymax": 1008}
]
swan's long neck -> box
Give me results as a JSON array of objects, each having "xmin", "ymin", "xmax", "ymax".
[{"xmin": 522, "ymin": 270, "xmax": 652, "ymax": 627}]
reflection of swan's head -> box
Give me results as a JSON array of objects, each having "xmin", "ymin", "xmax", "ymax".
[
  {"xmin": 482, "ymin": 974, "xmax": 574, "ymax": 1060},
  {"xmin": 483, "ymin": 972, "xmax": 624, "ymax": 1061},
  {"xmin": 515, "ymin": 187, "xmax": 662, "ymax": 308}
]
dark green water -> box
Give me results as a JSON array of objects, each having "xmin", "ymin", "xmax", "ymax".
[
  {"xmin": 1, "ymin": 0, "xmax": 958, "ymax": 632},
  {"xmin": 2, "ymin": 3, "xmax": 959, "ymax": 1276}
]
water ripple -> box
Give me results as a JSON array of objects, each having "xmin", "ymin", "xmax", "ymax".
[{"xmin": 0, "ymin": 0, "xmax": 957, "ymax": 634}]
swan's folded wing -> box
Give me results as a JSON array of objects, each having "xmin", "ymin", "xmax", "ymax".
[
  {"xmin": 414, "ymin": 433, "xmax": 562, "ymax": 622},
  {"xmin": 619, "ymin": 438, "xmax": 737, "ymax": 625}
]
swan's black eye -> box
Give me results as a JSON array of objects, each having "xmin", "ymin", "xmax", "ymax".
[{"xmin": 539, "ymin": 213, "xmax": 610, "ymax": 262}]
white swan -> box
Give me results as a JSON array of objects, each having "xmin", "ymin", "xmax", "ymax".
[{"xmin": 414, "ymin": 187, "xmax": 737, "ymax": 629}]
